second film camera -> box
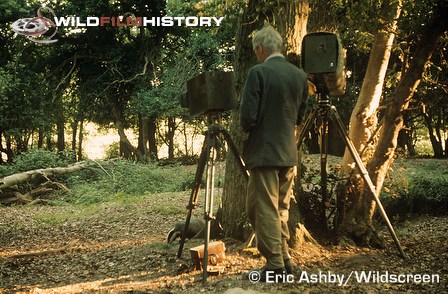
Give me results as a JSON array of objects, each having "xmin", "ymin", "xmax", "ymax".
[{"xmin": 180, "ymin": 71, "xmax": 238, "ymax": 117}]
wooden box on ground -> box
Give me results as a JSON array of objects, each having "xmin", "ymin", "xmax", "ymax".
[{"xmin": 190, "ymin": 241, "xmax": 226, "ymax": 272}]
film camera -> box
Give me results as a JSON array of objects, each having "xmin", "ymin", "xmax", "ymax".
[
  {"xmin": 301, "ymin": 32, "xmax": 346, "ymax": 96},
  {"xmin": 180, "ymin": 71, "xmax": 238, "ymax": 117},
  {"xmin": 180, "ymin": 32, "xmax": 345, "ymax": 116}
]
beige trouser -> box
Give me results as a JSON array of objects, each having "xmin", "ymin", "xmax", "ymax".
[{"xmin": 246, "ymin": 166, "xmax": 295, "ymax": 269}]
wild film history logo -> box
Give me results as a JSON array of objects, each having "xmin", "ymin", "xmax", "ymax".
[
  {"xmin": 11, "ymin": 6, "xmax": 225, "ymax": 44},
  {"xmin": 11, "ymin": 6, "xmax": 58, "ymax": 44}
]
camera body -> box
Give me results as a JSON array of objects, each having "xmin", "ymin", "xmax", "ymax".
[
  {"xmin": 181, "ymin": 71, "xmax": 238, "ymax": 117},
  {"xmin": 301, "ymin": 32, "xmax": 346, "ymax": 96}
]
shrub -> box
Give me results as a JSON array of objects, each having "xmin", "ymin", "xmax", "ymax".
[
  {"xmin": 0, "ymin": 149, "xmax": 75, "ymax": 178},
  {"xmin": 64, "ymin": 159, "xmax": 196, "ymax": 204},
  {"xmin": 383, "ymin": 176, "xmax": 448, "ymax": 217}
]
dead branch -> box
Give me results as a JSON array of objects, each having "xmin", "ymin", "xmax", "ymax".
[{"xmin": 0, "ymin": 181, "xmax": 70, "ymax": 205}]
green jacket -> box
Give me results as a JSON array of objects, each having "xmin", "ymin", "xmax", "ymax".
[{"xmin": 240, "ymin": 55, "xmax": 308, "ymax": 170}]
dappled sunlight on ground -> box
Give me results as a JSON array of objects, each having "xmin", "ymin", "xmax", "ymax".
[{"xmin": 1, "ymin": 197, "xmax": 446, "ymax": 293}]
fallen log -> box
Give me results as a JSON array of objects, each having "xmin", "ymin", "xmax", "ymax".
[
  {"xmin": 0, "ymin": 162, "xmax": 87, "ymax": 205},
  {"xmin": 0, "ymin": 162, "xmax": 86, "ymax": 191}
]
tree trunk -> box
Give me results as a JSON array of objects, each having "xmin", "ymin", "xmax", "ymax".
[
  {"xmin": 77, "ymin": 118, "xmax": 84, "ymax": 161},
  {"xmin": 111, "ymin": 104, "xmax": 145, "ymax": 161},
  {"xmin": 138, "ymin": 116, "xmax": 158, "ymax": 161},
  {"xmin": 46, "ymin": 131, "xmax": 53, "ymax": 151},
  {"xmin": 222, "ymin": 0, "xmax": 310, "ymax": 245},
  {"xmin": 422, "ymin": 109, "xmax": 444, "ymax": 158},
  {"xmin": 397, "ymin": 113, "xmax": 416, "ymax": 156},
  {"xmin": 356, "ymin": 3, "xmax": 448, "ymax": 245},
  {"xmin": 167, "ymin": 117, "xmax": 176, "ymax": 160},
  {"xmin": 55, "ymin": 98, "xmax": 66, "ymax": 152},
  {"xmin": 0, "ymin": 163, "xmax": 85, "ymax": 204},
  {"xmin": 182, "ymin": 122, "xmax": 189, "ymax": 158},
  {"xmin": 137, "ymin": 115, "xmax": 146, "ymax": 156},
  {"xmin": 37, "ymin": 128, "xmax": 44, "ymax": 149},
  {"xmin": 71, "ymin": 121, "xmax": 78, "ymax": 160},
  {"xmin": 222, "ymin": 0, "xmax": 268, "ymax": 241},
  {"xmin": 335, "ymin": 0, "xmax": 402, "ymax": 246},
  {"xmin": 148, "ymin": 116, "xmax": 158, "ymax": 160},
  {"xmin": 445, "ymin": 138, "xmax": 448, "ymax": 158},
  {"xmin": 367, "ymin": 2, "xmax": 448, "ymax": 189},
  {"xmin": 0, "ymin": 128, "xmax": 4, "ymax": 164}
]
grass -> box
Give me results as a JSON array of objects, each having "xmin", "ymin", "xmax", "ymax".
[
  {"xmin": 381, "ymin": 158, "xmax": 448, "ymax": 217},
  {"xmin": 4, "ymin": 190, "xmax": 190, "ymax": 239},
  {"xmin": 1, "ymin": 153, "xmax": 446, "ymax": 232},
  {"xmin": 62, "ymin": 159, "xmax": 197, "ymax": 205}
]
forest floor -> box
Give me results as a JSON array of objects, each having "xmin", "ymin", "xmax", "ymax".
[{"xmin": 0, "ymin": 188, "xmax": 446, "ymax": 294}]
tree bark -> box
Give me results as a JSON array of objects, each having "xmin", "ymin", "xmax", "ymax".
[{"xmin": 335, "ymin": 0, "xmax": 402, "ymax": 246}]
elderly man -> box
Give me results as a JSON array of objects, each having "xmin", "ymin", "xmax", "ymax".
[{"xmin": 240, "ymin": 25, "xmax": 308, "ymax": 282}]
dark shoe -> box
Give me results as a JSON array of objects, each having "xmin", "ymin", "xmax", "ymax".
[
  {"xmin": 284, "ymin": 259, "xmax": 294, "ymax": 275},
  {"xmin": 245, "ymin": 267, "xmax": 288, "ymax": 283}
]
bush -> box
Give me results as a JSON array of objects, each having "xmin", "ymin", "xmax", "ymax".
[
  {"xmin": 383, "ymin": 176, "xmax": 448, "ymax": 217},
  {"xmin": 65, "ymin": 159, "xmax": 196, "ymax": 204},
  {"xmin": 0, "ymin": 149, "xmax": 75, "ymax": 178},
  {"xmin": 408, "ymin": 177, "xmax": 448, "ymax": 214}
]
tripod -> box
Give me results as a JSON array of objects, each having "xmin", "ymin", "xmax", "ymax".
[
  {"xmin": 296, "ymin": 92, "xmax": 406, "ymax": 259},
  {"xmin": 177, "ymin": 113, "xmax": 249, "ymax": 283}
]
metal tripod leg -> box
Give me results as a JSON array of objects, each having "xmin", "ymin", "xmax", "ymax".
[
  {"xmin": 297, "ymin": 106, "xmax": 331, "ymax": 229},
  {"xmin": 297, "ymin": 107, "xmax": 319, "ymax": 150},
  {"xmin": 218, "ymin": 127, "xmax": 250, "ymax": 180},
  {"xmin": 177, "ymin": 128, "xmax": 218, "ymax": 283},
  {"xmin": 202, "ymin": 128, "xmax": 218, "ymax": 283},
  {"xmin": 177, "ymin": 135, "xmax": 209, "ymax": 259},
  {"xmin": 320, "ymin": 103, "xmax": 330, "ymax": 230},
  {"xmin": 329, "ymin": 106, "xmax": 407, "ymax": 259},
  {"xmin": 177, "ymin": 122, "xmax": 252, "ymax": 284}
]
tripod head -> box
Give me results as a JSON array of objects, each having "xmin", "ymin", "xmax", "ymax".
[
  {"xmin": 317, "ymin": 92, "xmax": 331, "ymax": 108},
  {"xmin": 202, "ymin": 112, "xmax": 224, "ymax": 128}
]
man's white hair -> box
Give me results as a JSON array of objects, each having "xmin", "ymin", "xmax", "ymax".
[{"xmin": 252, "ymin": 25, "xmax": 282, "ymax": 51}]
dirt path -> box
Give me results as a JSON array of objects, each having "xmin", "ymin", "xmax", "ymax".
[{"xmin": 0, "ymin": 193, "xmax": 446, "ymax": 293}]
